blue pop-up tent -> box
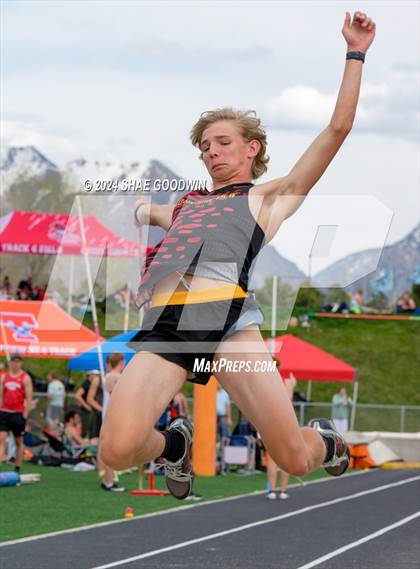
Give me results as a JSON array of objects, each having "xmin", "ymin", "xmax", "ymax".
[{"xmin": 68, "ymin": 329, "xmax": 139, "ymax": 371}]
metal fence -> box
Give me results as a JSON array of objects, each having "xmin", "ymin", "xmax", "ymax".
[
  {"xmin": 294, "ymin": 402, "xmax": 420, "ymax": 433},
  {"xmin": 29, "ymin": 394, "xmax": 420, "ymax": 434}
]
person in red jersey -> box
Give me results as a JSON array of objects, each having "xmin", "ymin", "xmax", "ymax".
[
  {"xmin": 0, "ymin": 353, "xmax": 33, "ymax": 474},
  {"xmin": 101, "ymin": 12, "xmax": 376, "ymax": 500}
]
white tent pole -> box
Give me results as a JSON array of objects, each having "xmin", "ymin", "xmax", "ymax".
[
  {"xmin": 67, "ymin": 255, "xmax": 75, "ymax": 315},
  {"xmin": 270, "ymin": 275, "xmax": 278, "ymax": 355},
  {"xmin": 123, "ymin": 283, "xmax": 130, "ymax": 332},
  {"xmin": 350, "ymin": 370, "xmax": 359, "ymax": 430},
  {"xmin": 0, "ymin": 313, "xmax": 11, "ymax": 363},
  {"xmin": 75, "ymin": 196, "xmax": 106, "ymax": 388}
]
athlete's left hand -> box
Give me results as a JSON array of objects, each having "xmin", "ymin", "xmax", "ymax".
[{"xmin": 342, "ymin": 11, "xmax": 376, "ymax": 53}]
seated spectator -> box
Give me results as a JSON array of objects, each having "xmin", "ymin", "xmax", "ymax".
[
  {"xmin": 63, "ymin": 410, "xmax": 98, "ymax": 448},
  {"xmin": 396, "ymin": 291, "xmax": 416, "ymax": 314},
  {"xmin": 350, "ymin": 289, "xmax": 365, "ymax": 314},
  {"xmin": 16, "ymin": 285, "xmax": 31, "ymax": 301},
  {"xmin": 34, "ymin": 284, "xmax": 46, "ymax": 301},
  {"xmin": 2, "ymin": 275, "xmax": 12, "ymax": 296}
]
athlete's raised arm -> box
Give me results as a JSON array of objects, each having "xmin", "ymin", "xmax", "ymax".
[{"xmin": 260, "ymin": 11, "xmax": 376, "ymax": 217}]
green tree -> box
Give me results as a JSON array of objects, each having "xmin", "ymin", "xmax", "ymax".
[
  {"xmin": 412, "ymin": 283, "xmax": 420, "ymax": 306},
  {"xmin": 324, "ymin": 286, "xmax": 351, "ymax": 306},
  {"xmin": 294, "ymin": 280, "xmax": 324, "ymax": 310},
  {"xmin": 367, "ymin": 292, "xmax": 389, "ymax": 311}
]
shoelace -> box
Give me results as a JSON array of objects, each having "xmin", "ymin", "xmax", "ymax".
[
  {"xmin": 323, "ymin": 432, "xmax": 348, "ymax": 467},
  {"xmin": 164, "ymin": 460, "xmax": 192, "ymax": 482}
]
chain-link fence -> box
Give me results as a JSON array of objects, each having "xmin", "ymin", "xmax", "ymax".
[{"xmin": 28, "ymin": 394, "xmax": 420, "ymax": 434}]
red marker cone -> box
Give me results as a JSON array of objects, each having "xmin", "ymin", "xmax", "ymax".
[{"xmin": 124, "ymin": 506, "xmax": 134, "ymax": 518}]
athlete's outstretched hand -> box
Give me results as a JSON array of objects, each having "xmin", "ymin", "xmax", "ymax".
[
  {"xmin": 133, "ymin": 197, "xmax": 150, "ymax": 227},
  {"xmin": 342, "ymin": 11, "xmax": 376, "ymax": 53}
]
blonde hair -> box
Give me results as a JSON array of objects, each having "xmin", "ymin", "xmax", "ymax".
[{"xmin": 190, "ymin": 107, "xmax": 269, "ymax": 180}]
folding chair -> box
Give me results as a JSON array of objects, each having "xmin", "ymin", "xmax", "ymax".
[{"xmin": 220, "ymin": 434, "xmax": 256, "ymax": 474}]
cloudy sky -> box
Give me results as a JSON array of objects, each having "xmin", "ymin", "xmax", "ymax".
[{"xmin": 2, "ymin": 0, "xmax": 419, "ymax": 274}]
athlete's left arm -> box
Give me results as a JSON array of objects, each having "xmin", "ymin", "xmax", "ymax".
[
  {"xmin": 23, "ymin": 374, "xmax": 33, "ymax": 419},
  {"xmin": 259, "ymin": 12, "xmax": 376, "ymax": 218}
]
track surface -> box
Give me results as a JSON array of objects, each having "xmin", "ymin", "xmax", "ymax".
[{"xmin": 1, "ymin": 470, "xmax": 419, "ymax": 569}]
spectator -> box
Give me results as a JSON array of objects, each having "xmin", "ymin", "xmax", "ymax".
[
  {"xmin": 396, "ymin": 291, "xmax": 416, "ymax": 314},
  {"xmin": 1, "ymin": 276, "xmax": 12, "ymax": 297},
  {"xmin": 74, "ymin": 371, "xmax": 97, "ymax": 437},
  {"xmin": 63, "ymin": 409, "xmax": 98, "ymax": 447},
  {"xmin": 0, "ymin": 353, "xmax": 33, "ymax": 474},
  {"xmin": 99, "ymin": 352, "xmax": 126, "ymax": 492},
  {"xmin": 331, "ymin": 387, "xmax": 352, "ymax": 435},
  {"xmin": 103, "ymin": 353, "xmax": 125, "ymax": 418},
  {"xmin": 98, "ymin": 352, "xmax": 125, "ymax": 492},
  {"xmin": 266, "ymin": 372, "xmax": 296, "ymax": 500},
  {"xmin": 46, "ymin": 371, "xmax": 66, "ymax": 427},
  {"xmin": 86, "ymin": 370, "xmax": 103, "ymax": 439},
  {"xmin": 170, "ymin": 391, "xmax": 189, "ymax": 420},
  {"xmin": 216, "ymin": 384, "xmax": 232, "ymax": 439},
  {"xmin": 350, "ymin": 289, "xmax": 365, "ymax": 314}
]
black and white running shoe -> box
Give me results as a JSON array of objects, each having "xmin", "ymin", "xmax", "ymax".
[
  {"xmin": 163, "ymin": 417, "xmax": 194, "ymax": 500},
  {"xmin": 308, "ymin": 418, "xmax": 350, "ymax": 477}
]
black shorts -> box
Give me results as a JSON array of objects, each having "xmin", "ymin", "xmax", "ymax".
[
  {"xmin": 129, "ymin": 296, "xmax": 258, "ymax": 385},
  {"xmin": 0, "ymin": 411, "xmax": 26, "ymax": 438}
]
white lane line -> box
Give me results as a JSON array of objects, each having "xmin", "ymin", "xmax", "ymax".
[
  {"xmin": 90, "ymin": 475, "xmax": 420, "ymax": 569},
  {"xmin": 0, "ymin": 469, "xmax": 372, "ymax": 547},
  {"xmin": 296, "ymin": 511, "xmax": 420, "ymax": 569}
]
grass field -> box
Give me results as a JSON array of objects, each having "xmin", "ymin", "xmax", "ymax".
[
  {"xmin": 1, "ymin": 307, "xmax": 418, "ymax": 543},
  {"xmin": 0, "ymin": 463, "xmax": 328, "ymax": 542},
  {"xmin": 10, "ymin": 309, "xmax": 419, "ymax": 407}
]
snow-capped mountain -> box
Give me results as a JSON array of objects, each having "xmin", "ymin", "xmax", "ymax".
[
  {"xmin": 250, "ymin": 245, "xmax": 305, "ymax": 289},
  {"xmin": 1, "ymin": 146, "xmax": 59, "ymax": 189},
  {"xmin": 313, "ymin": 224, "xmax": 420, "ymax": 297},
  {"xmin": 63, "ymin": 157, "xmax": 150, "ymax": 194},
  {"xmin": 2, "ymin": 145, "xmax": 417, "ymax": 297}
]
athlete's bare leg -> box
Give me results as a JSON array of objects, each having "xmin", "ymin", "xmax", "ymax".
[
  {"xmin": 214, "ymin": 328, "xmax": 326, "ymax": 477},
  {"xmin": 14, "ymin": 436, "xmax": 24, "ymax": 468},
  {"xmin": 0, "ymin": 431, "xmax": 8, "ymax": 462},
  {"xmin": 100, "ymin": 351, "xmax": 186, "ymax": 470}
]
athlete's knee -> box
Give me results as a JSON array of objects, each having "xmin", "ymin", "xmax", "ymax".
[
  {"xmin": 285, "ymin": 456, "xmax": 310, "ymax": 477},
  {"xmin": 268, "ymin": 444, "xmax": 310, "ymax": 477},
  {"xmin": 100, "ymin": 436, "xmax": 135, "ymax": 470}
]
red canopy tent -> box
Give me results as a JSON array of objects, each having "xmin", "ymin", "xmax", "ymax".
[
  {"xmin": 0, "ymin": 210, "xmax": 143, "ymax": 257},
  {"xmin": 265, "ymin": 334, "xmax": 359, "ymax": 428},
  {"xmin": 0, "ymin": 300, "xmax": 104, "ymax": 358},
  {"xmin": 267, "ymin": 334, "xmax": 356, "ymax": 382}
]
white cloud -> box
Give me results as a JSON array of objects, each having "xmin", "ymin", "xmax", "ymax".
[
  {"xmin": 1, "ymin": 118, "xmax": 82, "ymax": 163},
  {"xmin": 264, "ymin": 66, "xmax": 419, "ymax": 141}
]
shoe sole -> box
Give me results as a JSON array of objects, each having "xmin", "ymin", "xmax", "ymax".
[
  {"xmin": 164, "ymin": 418, "xmax": 194, "ymax": 500},
  {"xmin": 166, "ymin": 477, "xmax": 193, "ymax": 500},
  {"xmin": 325, "ymin": 447, "xmax": 351, "ymax": 477},
  {"xmin": 308, "ymin": 418, "xmax": 350, "ymax": 477}
]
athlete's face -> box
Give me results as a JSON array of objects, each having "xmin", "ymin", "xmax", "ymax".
[
  {"xmin": 9, "ymin": 359, "xmax": 22, "ymax": 374},
  {"xmin": 200, "ymin": 121, "xmax": 260, "ymax": 183}
]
